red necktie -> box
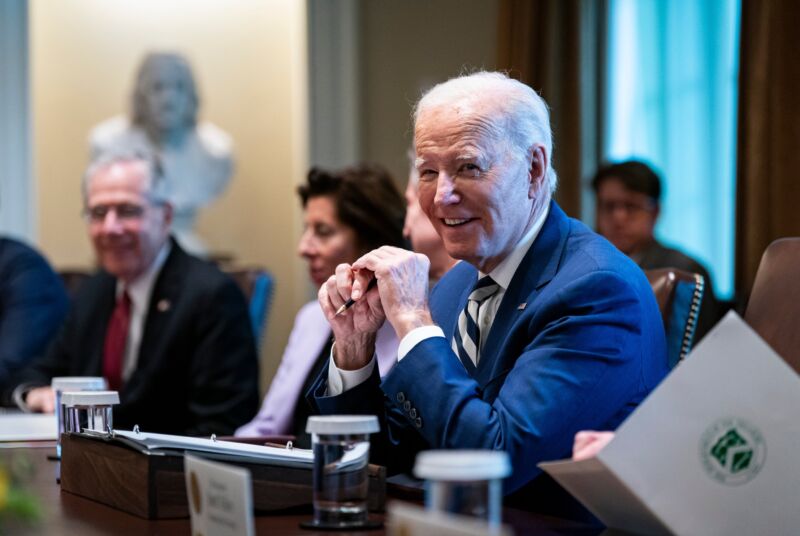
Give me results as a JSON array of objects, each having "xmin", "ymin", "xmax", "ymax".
[{"xmin": 103, "ymin": 291, "xmax": 131, "ymax": 391}]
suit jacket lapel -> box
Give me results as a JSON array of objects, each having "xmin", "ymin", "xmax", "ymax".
[
  {"xmin": 475, "ymin": 202, "xmax": 571, "ymax": 385},
  {"xmin": 135, "ymin": 240, "xmax": 184, "ymax": 373}
]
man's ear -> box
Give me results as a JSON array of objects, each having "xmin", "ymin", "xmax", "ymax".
[{"xmin": 528, "ymin": 144, "xmax": 548, "ymax": 199}]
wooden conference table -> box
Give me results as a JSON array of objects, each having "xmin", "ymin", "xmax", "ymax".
[{"xmin": 0, "ymin": 443, "xmax": 601, "ymax": 536}]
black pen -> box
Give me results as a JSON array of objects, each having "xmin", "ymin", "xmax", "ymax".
[{"xmin": 335, "ymin": 277, "xmax": 377, "ymax": 316}]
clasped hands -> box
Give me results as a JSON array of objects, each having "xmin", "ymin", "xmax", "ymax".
[{"xmin": 318, "ymin": 246, "xmax": 433, "ymax": 371}]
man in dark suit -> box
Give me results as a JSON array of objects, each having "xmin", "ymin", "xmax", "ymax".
[
  {"xmin": 11, "ymin": 151, "xmax": 258, "ymax": 436},
  {"xmin": 0, "ymin": 237, "xmax": 69, "ymax": 396},
  {"xmin": 311, "ymin": 72, "xmax": 668, "ymax": 520}
]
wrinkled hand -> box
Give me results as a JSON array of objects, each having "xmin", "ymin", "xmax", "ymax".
[
  {"xmin": 26, "ymin": 386, "xmax": 56, "ymax": 413},
  {"xmin": 351, "ymin": 246, "xmax": 433, "ymax": 339},
  {"xmin": 572, "ymin": 430, "xmax": 615, "ymax": 461},
  {"xmin": 319, "ymin": 263, "xmax": 387, "ymax": 370}
]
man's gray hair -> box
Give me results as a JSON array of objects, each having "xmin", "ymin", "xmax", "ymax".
[
  {"xmin": 82, "ymin": 148, "xmax": 171, "ymax": 205},
  {"xmin": 131, "ymin": 52, "xmax": 199, "ymax": 130},
  {"xmin": 413, "ymin": 71, "xmax": 558, "ymax": 207}
]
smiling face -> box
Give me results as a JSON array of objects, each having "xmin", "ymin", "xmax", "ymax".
[
  {"xmin": 297, "ymin": 196, "xmax": 362, "ymax": 287},
  {"xmin": 86, "ymin": 160, "xmax": 172, "ymax": 283},
  {"xmin": 414, "ymin": 105, "xmax": 539, "ymax": 273}
]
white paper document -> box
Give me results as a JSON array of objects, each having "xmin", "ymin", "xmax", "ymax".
[
  {"xmin": 112, "ymin": 429, "xmax": 313, "ymax": 468},
  {"xmin": 540, "ymin": 312, "xmax": 800, "ymax": 536},
  {"xmin": 0, "ymin": 413, "xmax": 57, "ymax": 441}
]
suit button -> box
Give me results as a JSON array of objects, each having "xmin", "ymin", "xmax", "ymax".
[
  {"xmin": 414, "ymin": 417, "xmax": 422, "ymax": 428},
  {"xmin": 403, "ymin": 400, "xmax": 411, "ymax": 412},
  {"xmin": 396, "ymin": 392, "xmax": 406, "ymax": 403},
  {"xmin": 409, "ymin": 408, "xmax": 417, "ymax": 419}
]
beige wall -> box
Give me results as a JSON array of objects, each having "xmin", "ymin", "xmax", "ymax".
[{"xmin": 31, "ymin": 0, "xmax": 310, "ymax": 392}]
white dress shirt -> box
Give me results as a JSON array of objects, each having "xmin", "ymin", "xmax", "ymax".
[
  {"xmin": 327, "ymin": 204, "xmax": 550, "ymax": 395},
  {"xmin": 117, "ymin": 242, "xmax": 171, "ymax": 382}
]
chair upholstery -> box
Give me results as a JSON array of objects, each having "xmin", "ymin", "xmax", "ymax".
[
  {"xmin": 744, "ymin": 237, "xmax": 800, "ymax": 374},
  {"xmin": 645, "ymin": 268, "xmax": 705, "ymax": 368},
  {"xmin": 226, "ymin": 268, "xmax": 275, "ymax": 350}
]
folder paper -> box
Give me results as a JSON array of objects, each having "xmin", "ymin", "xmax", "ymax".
[
  {"xmin": 539, "ymin": 312, "xmax": 800, "ymax": 536},
  {"xmin": 112, "ymin": 429, "xmax": 313, "ymax": 467},
  {"xmin": 0, "ymin": 413, "xmax": 56, "ymax": 441}
]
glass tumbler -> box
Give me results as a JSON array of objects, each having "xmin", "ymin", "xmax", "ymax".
[
  {"xmin": 51, "ymin": 376, "xmax": 106, "ymax": 457},
  {"xmin": 414, "ymin": 450, "xmax": 511, "ymax": 527},
  {"xmin": 304, "ymin": 415, "xmax": 380, "ymax": 529}
]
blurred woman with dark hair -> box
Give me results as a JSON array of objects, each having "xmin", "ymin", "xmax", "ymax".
[{"xmin": 236, "ymin": 163, "xmax": 405, "ymax": 445}]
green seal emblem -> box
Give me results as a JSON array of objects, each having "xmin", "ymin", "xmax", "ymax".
[{"xmin": 700, "ymin": 417, "xmax": 766, "ymax": 486}]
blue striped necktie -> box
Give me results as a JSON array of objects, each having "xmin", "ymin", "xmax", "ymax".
[{"xmin": 452, "ymin": 276, "xmax": 500, "ymax": 374}]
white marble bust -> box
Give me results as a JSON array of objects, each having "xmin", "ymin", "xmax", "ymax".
[{"xmin": 90, "ymin": 52, "xmax": 234, "ymax": 257}]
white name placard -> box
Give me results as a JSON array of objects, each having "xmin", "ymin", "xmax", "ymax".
[{"xmin": 184, "ymin": 454, "xmax": 255, "ymax": 536}]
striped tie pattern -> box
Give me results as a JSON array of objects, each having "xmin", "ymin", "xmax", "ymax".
[{"xmin": 452, "ymin": 276, "xmax": 499, "ymax": 374}]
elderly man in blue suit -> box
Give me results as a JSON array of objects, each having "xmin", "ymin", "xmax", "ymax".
[{"xmin": 311, "ymin": 72, "xmax": 668, "ymax": 520}]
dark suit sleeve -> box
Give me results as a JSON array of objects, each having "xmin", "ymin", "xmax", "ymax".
[
  {"xmin": 314, "ymin": 269, "xmax": 664, "ymax": 493},
  {"xmin": 0, "ymin": 247, "xmax": 69, "ymax": 395},
  {"xmin": 3, "ymin": 301, "xmax": 87, "ymax": 407},
  {"xmin": 184, "ymin": 277, "xmax": 259, "ymax": 436}
]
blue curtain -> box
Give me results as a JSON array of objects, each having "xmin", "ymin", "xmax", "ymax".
[{"xmin": 605, "ymin": 0, "xmax": 741, "ymax": 298}]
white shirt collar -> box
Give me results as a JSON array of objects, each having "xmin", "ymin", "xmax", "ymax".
[
  {"xmin": 116, "ymin": 241, "xmax": 172, "ymax": 308},
  {"xmin": 481, "ymin": 203, "xmax": 550, "ymax": 291}
]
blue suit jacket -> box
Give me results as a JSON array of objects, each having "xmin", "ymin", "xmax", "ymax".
[
  {"xmin": 313, "ymin": 202, "xmax": 668, "ymax": 519},
  {"xmin": 0, "ymin": 237, "xmax": 69, "ymax": 395}
]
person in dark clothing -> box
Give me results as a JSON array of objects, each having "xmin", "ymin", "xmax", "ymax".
[
  {"xmin": 0, "ymin": 237, "xmax": 69, "ymax": 398},
  {"xmin": 592, "ymin": 160, "xmax": 720, "ymax": 340},
  {"xmin": 9, "ymin": 150, "xmax": 258, "ymax": 436}
]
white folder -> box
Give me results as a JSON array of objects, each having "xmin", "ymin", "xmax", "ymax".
[{"xmin": 540, "ymin": 312, "xmax": 800, "ymax": 536}]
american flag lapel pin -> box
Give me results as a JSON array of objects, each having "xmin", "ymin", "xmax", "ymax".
[
  {"xmin": 518, "ymin": 302, "xmax": 527, "ymax": 310},
  {"xmin": 157, "ymin": 299, "xmax": 171, "ymax": 312}
]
